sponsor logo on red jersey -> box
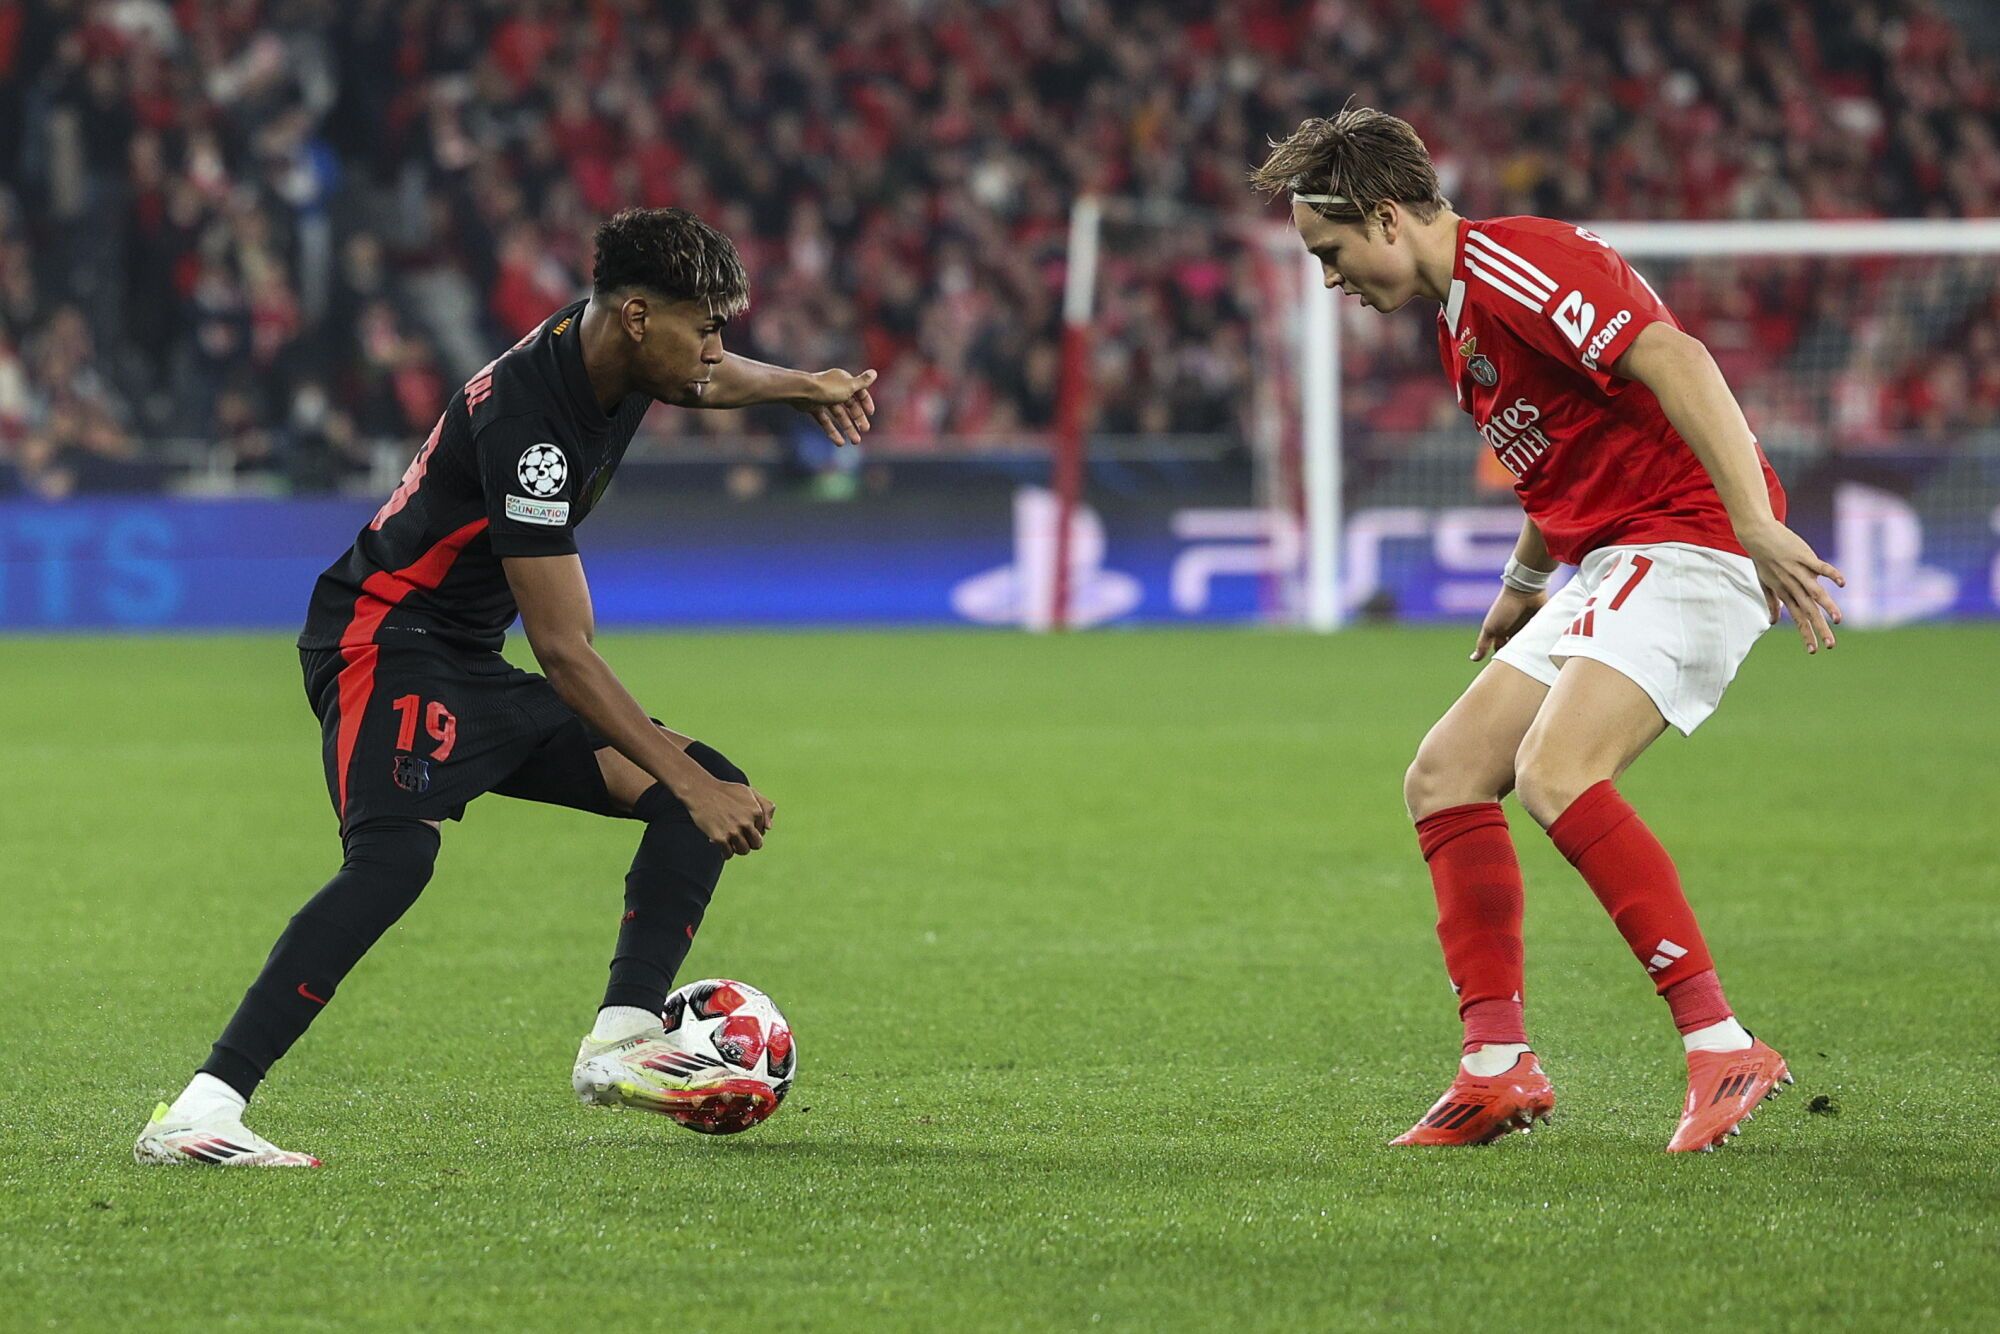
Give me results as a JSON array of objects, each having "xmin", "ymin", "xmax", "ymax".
[
  {"xmin": 1582, "ymin": 308, "xmax": 1634, "ymax": 369},
  {"xmin": 1477, "ymin": 396, "xmax": 1553, "ymax": 480}
]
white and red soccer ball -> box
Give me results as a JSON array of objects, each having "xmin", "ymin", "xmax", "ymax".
[{"xmin": 656, "ymin": 979, "xmax": 796, "ymax": 1135}]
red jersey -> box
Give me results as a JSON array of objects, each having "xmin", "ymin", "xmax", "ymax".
[{"xmin": 1433, "ymin": 216, "xmax": 1784, "ymax": 565}]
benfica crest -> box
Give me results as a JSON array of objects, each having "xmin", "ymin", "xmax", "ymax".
[{"xmin": 1458, "ymin": 333, "xmax": 1498, "ymax": 387}]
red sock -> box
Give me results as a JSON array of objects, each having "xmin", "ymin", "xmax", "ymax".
[
  {"xmin": 1415, "ymin": 803, "xmax": 1527, "ymax": 1052},
  {"xmin": 1547, "ymin": 782, "xmax": 1730, "ymax": 1020},
  {"xmin": 1661, "ymin": 968, "xmax": 1733, "ymax": 1035}
]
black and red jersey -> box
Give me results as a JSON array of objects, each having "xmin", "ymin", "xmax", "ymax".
[{"xmin": 299, "ymin": 301, "xmax": 650, "ymax": 654}]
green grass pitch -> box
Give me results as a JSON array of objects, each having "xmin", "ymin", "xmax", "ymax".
[{"xmin": 2, "ymin": 625, "xmax": 1996, "ymax": 1330}]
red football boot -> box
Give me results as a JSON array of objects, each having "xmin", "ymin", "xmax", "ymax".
[
  {"xmin": 1667, "ymin": 1037, "xmax": 1792, "ymax": 1153},
  {"xmin": 1391, "ymin": 1052, "xmax": 1556, "ymax": 1146}
]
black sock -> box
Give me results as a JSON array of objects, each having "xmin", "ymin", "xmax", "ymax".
[
  {"xmin": 600, "ymin": 745, "xmax": 742, "ymax": 1013},
  {"xmin": 199, "ymin": 819, "xmax": 440, "ymax": 1101}
]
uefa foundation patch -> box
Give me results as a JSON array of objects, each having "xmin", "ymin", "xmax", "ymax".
[{"xmin": 505, "ymin": 494, "xmax": 570, "ymax": 526}]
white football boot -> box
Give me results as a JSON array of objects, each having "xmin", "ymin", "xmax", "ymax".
[
  {"xmin": 572, "ymin": 1028, "xmax": 775, "ymax": 1133},
  {"xmin": 133, "ymin": 1101, "xmax": 322, "ymax": 1167}
]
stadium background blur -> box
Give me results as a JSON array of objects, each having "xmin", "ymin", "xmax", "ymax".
[{"xmin": 3, "ymin": 0, "xmax": 1997, "ymax": 503}]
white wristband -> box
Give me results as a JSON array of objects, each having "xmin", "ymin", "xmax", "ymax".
[{"xmin": 1502, "ymin": 559, "xmax": 1554, "ymax": 593}]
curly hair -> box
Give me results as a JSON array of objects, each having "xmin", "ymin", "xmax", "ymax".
[
  {"xmin": 591, "ymin": 206, "xmax": 750, "ymax": 315},
  {"xmin": 1249, "ymin": 105, "xmax": 1448, "ymax": 227}
]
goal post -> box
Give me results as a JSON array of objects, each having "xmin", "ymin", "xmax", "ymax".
[
  {"xmin": 1581, "ymin": 219, "xmax": 2000, "ymax": 258},
  {"xmin": 1049, "ymin": 195, "xmax": 1102, "ymax": 633},
  {"xmin": 1298, "ymin": 244, "xmax": 1342, "ymax": 631},
  {"xmin": 1049, "ymin": 195, "xmax": 1327, "ymax": 631}
]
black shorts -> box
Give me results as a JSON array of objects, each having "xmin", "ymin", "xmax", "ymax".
[{"xmin": 301, "ymin": 642, "xmax": 620, "ymax": 833}]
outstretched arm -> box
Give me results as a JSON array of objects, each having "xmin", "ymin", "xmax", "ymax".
[
  {"xmin": 1615, "ymin": 323, "xmax": 1846, "ymax": 653},
  {"xmin": 502, "ymin": 553, "xmax": 774, "ymax": 855},
  {"xmin": 664, "ymin": 354, "xmax": 879, "ymax": 446}
]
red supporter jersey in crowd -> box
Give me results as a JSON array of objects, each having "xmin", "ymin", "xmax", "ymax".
[{"xmin": 1433, "ymin": 216, "xmax": 1785, "ymax": 565}]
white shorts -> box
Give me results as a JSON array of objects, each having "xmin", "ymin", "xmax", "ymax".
[{"xmin": 1494, "ymin": 542, "xmax": 1772, "ymax": 735}]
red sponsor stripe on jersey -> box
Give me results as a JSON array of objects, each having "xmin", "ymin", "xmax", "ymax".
[
  {"xmin": 331, "ymin": 517, "xmax": 490, "ymax": 818},
  {"xmin": 342, "ymin": 516, "xmax": 491, "ymax": 646}
]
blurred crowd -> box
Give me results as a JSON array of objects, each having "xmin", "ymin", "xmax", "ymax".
[{"xmin": 1, "ymin": 0, "xmax": 1997, "ymax": 496}]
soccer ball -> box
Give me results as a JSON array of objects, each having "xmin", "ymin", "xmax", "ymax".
[{"xmin": 656, "ymin": 978, "xmax": 796, "ymax": 1135}]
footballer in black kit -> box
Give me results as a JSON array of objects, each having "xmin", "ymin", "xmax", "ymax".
[
  {"xmin": 136, "ymin": 207, "xmax": 880, "ymax": 1166},
  {"xmin": 295, "ymin": 296, "xmax": 657, "ymax": 833}
]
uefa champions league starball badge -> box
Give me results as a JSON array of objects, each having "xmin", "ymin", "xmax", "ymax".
[{"xmin": 517, "ymin": 444, "xmax": 568, "ymax": 497}]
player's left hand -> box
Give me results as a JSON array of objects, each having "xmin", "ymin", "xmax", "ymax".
[
  {"xmin": 787, "ymin": 368, "xmax": 878, "ymax": 446},
  {"xmin": 1742, "ymin": 519, "xmax": 1846, "ymax": 654}
]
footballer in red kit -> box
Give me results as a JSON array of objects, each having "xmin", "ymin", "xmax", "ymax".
[{"xmin": 1254, "ymin": 108, "xmax": 1846, "ymax": 1152}]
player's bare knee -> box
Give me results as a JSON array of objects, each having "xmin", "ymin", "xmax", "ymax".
[
  {"xmin": 1404, "ymin": 744, "xmax": 1510, "ymax": 822},
  {"xmin": 1512, "ymin": 733, "xmax": 1589, "ymax": 828},
  {"xmin": 1402, "ymin": 753, "xmax": 1443, "ymax": 821}
]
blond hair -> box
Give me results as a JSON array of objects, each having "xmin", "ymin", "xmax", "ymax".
[{"xmin": 1249, "ymin": 105, "xmax": 1448, "ymax": 227}]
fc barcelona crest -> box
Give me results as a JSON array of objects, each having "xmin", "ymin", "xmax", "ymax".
[
  {"xmin": 1458, "ymin": 333, "xmax": 1497, "ymax": 387},
  {"xmin": 392, "ymin": 753, "xmax": 433, "ymax": 794}
]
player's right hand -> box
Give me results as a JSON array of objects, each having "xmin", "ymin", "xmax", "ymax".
[
  {"xmin": 687, "ymin": 779, "xmax": 775, "ymax": 857},
  {"xmin": 787, "ymin": 369, "xmax": 878, "ymax": 446},
  {"xmin": 1471, "ymin": 586, "xmax": 1547, "ymax": 662}
]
